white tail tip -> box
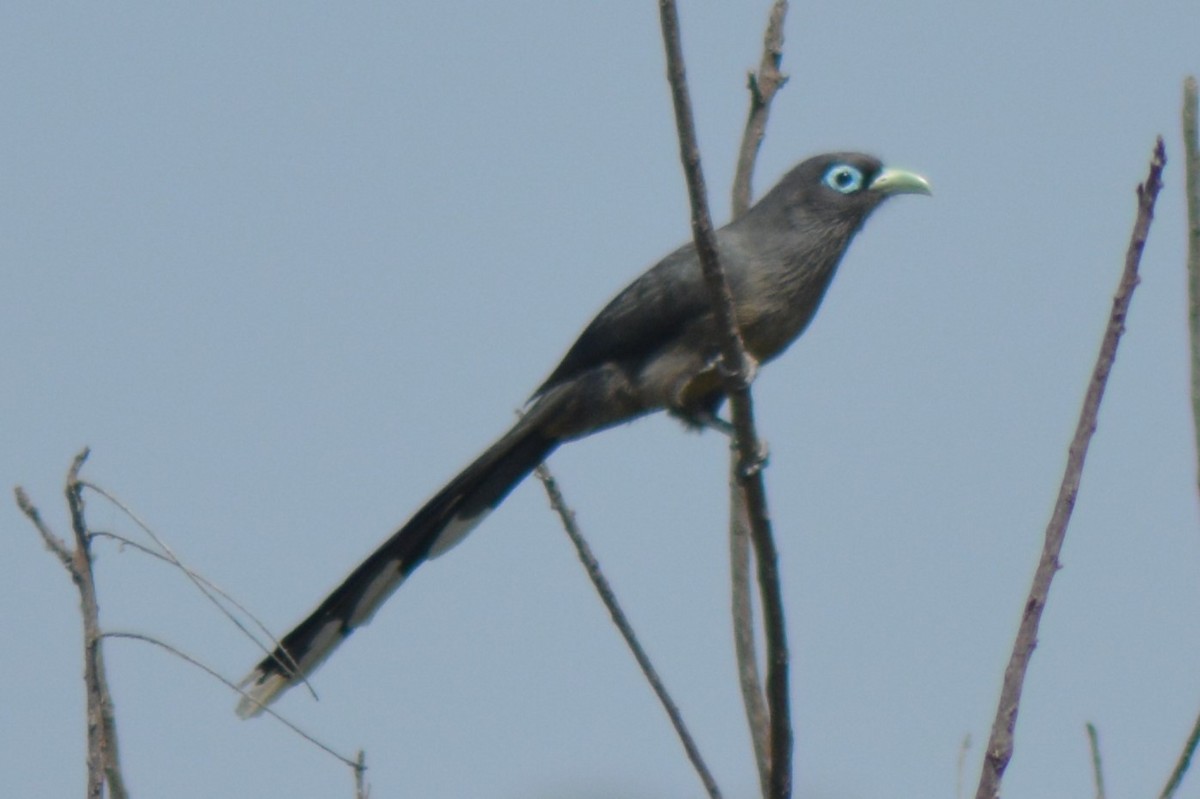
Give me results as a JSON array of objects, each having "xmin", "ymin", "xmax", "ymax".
[{"xmin": 235, "ymin": 669, "xmax": 291, "ymax": 719}]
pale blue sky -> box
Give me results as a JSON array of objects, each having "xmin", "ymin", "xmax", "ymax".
[{"xmin": 3, "ymin": 3, "xmax": 1198, "ymax": 797}]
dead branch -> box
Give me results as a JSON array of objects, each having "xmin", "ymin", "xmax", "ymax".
[
  {"xmin": 728, "ymin": 5, "xmax": 790, "ymax": 792},
  {"xmin": 1185, "ymin": 76, "xmax": 1200, "ymax": 487},
  {"xmin": 1162, "ymin": 74, "xmax": 1200, "ymax": 799},
  {"xmin": 658, "ymin": 3, "xmax": 792, "ymax": 795},
  {"xmin": 974, "ymin": 137, "xmax": 1166, "ymax": 799},
  {"xmin": 534, "ymin": 464, "xmax": 722, "ymax": 799},
  {"xmin": 1160, "ymin": 711, "xmax": 1200, "ymax": 799},
  {"xmin": 14, "ymin": 449, "xmax": 128, "ymax": 799},
  {"xmin": 731, "ymin": 0, "xmax": 789, "ymax": 219}
]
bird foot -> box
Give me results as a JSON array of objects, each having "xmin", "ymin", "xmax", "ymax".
[
  {"xmin": 737, "ymin": 438, "xmax": 770, "ymax": 477},
  {"xmin": 715, "ymin": 351, "xmax": 759, "ymax": 388}
]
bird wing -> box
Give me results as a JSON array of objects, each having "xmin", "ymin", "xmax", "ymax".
[{"xmin": 532, "ymin": 241, "xmax": 714, "ymax": 397}]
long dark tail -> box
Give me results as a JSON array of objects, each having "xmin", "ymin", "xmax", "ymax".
[{"xmin": 236, "ymin": 413, "xmax": 559, "ymax": 717}]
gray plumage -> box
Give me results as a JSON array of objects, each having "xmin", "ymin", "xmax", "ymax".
[{"xmin": 236, "ymin": 151, "xmax": 929, "ymax": 717}]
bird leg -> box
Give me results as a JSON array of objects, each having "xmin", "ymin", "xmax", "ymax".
[
  {"xmin": 683, "ymin": 410, "xmax": 736, "ymax": 436},
  {"xmin": 668, "ymin": 384, "xmax": 771, "ymax": 475}
]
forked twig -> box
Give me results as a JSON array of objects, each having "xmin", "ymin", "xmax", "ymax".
[
  {"xmin": 14, "ymin": 449, "xmax": 128, "ymax": 799},
  {"xmin": 658, "ymin": 2, "xmax": 792, "ymax": 795},
  {"xmin": 728, "ymin": 5, "xmax": 790, "ymax": 792},
  {"xmin": 17, "ymin": 454, "xmax": 364, "ymax": 794},
  {"xmin": 731, "ymin": 0, "xmax": 789, "ymax": 219}
]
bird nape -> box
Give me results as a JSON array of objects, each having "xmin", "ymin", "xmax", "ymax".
[{"xmin": 235, "ymin": 152, "xmax": 930, "ymax": 718}]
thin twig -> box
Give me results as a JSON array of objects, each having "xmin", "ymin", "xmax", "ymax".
[
  {"xmin": 533, "ymin": 464, "xmax": 722, "ymax": 799},
  {"xmin": 90, "ymin": 527, "xmax": 287, "ymax": 654},
  {"xmin": 1184, "ymin": 76, "xmax": 1200, "ymax": 490},
  {"xmin": 1160, "ymin": 74, "xmax": 1200, "ymax": 799},
  {"xmin": 974, "ymin": 137, "xmax": 1166, "ymax": 799},
  {"xmin": 102, "ymin": 631, "xmax": 362, "ymax": 771},
  {"xmin": 956, "ymin": 733, "xmax": 972, "ymax": 799},
  {"xmin": 658, "ymin": 3, "xmax": 792, "ymax": 796},
  {"xmin": 728, "ymin": 7, "xmax": 790, "ymax": 792},
  {"xmin": 82, "ymin": 481, "xmax": 316, "ymax": 701},
  {"xmin": 1086, "ymin": 723, "xmax": 1107, "ymax": 799},
  {"xmin": 1170, "ymin": 95, "xmax": 1200, "ymax": 784},
  {"xmin": 1161, "ymin": 710, "xmax": 1200, "ymax": 799},
  {"xmin": 731, "ymin": 0, "xmax": 789, "ymax": 218},
  {"xmin": 14, "ymin": 487, "xmax": 72, "ymax": 567}
]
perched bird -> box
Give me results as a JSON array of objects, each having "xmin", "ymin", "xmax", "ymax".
[{"xmin": 236, "ymin": 152, "xmax": 930, "ymax": 717}]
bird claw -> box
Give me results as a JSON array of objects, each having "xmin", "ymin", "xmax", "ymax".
[
  {"xmin": 737, "ymin": 438, "xmax": 770, "ymax": 477},
  {"xmin": 713, "ymin": 351, "xmax": 760, "ymax": 388}
]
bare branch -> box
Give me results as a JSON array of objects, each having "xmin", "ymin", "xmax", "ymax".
[
  {"xmin": 728, "ymin": 8, "xmax": 790, "ymax": 791},
  {"xmin": 68, "ymin": 452, "xmax": 130, "ymax": 799},
  {"xmin": 658, "ymin": 3, "xmax": 792, "ymax": 795},
  {"xmin": 730, "ymin": 484, "xmax": 770, "ymax": 794},
  {"xmin": 533, "ymin": 464, "xmax": 722, "ymax": 799},
  {"xmin": 731, "ymin": 0, "xmax": 789, "ymax": 218},
  {"xmin": 14, "ymin": 486, "xmax": 72, "ymax": 568},
  {"xmin": 1159, "ymin": 73, "xmax": 1200, "ymax": 799},
  {"xmin": 15, "ymin": 450, "xmax": 129, "ymax": 799},
  {"xmin": 1184, "ymin": 76, "xmax": 1200, "ymax": 492},
  {"xmin": 1161, "ymin": 709, "xmax": 1200, "ymax": 799},
  {"xmin": 974, "ymin": 137, "xmax": 1166, "ymax": 799},
  {"xmin": 1086, "ymin": 723, "xmax": 1107, "ymax": 799}
]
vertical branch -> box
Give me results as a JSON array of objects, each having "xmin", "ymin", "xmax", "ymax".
[
  {"xmin": 728, "ymin": 7, "xmax": 790, "ymax": 794},
  {"xmin": 15, "ymin": 449, "xmax": 129, "ymax": 799},
  {"xmin": 1162, "ymin": 76, "xmax": 1200, "ymax": 799},
  {"xmin": 657, "ymin": 3, "xmax": 792, "ymax": 796},
  {"xmin": 974, "ymin": 138, "xmax": 1166, "ymax": 799},
  {"xmin": 729, "ymin": 483, "xmax": 770, "ymax": 794},
  {"xmin": 1185, "ymin": 76, "xmax": 1200, "ymax": 481},
  {"xmin": 731, "ymin": 0, "xmax": 789, "ymax": 218},
  {"xmin": 354, "ymin": 750, "xmax": 370, "ymax": 799},
  {"xmin": 1086, "ymin": 723, "xmax": 1107, "ymax": 799},
  {"xmin": 65, "ymin": 453, "xmax": 128, "ymax": 799}
]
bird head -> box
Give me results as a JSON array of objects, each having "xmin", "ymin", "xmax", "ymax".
[{"xmin": 751, "ymin": 152, "xmax": 931, "ymax": 233}]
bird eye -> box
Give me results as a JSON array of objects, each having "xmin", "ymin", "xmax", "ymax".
[{"xmin": 822, "ymin": 164, "xmax": 864, "ymax": 194}]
